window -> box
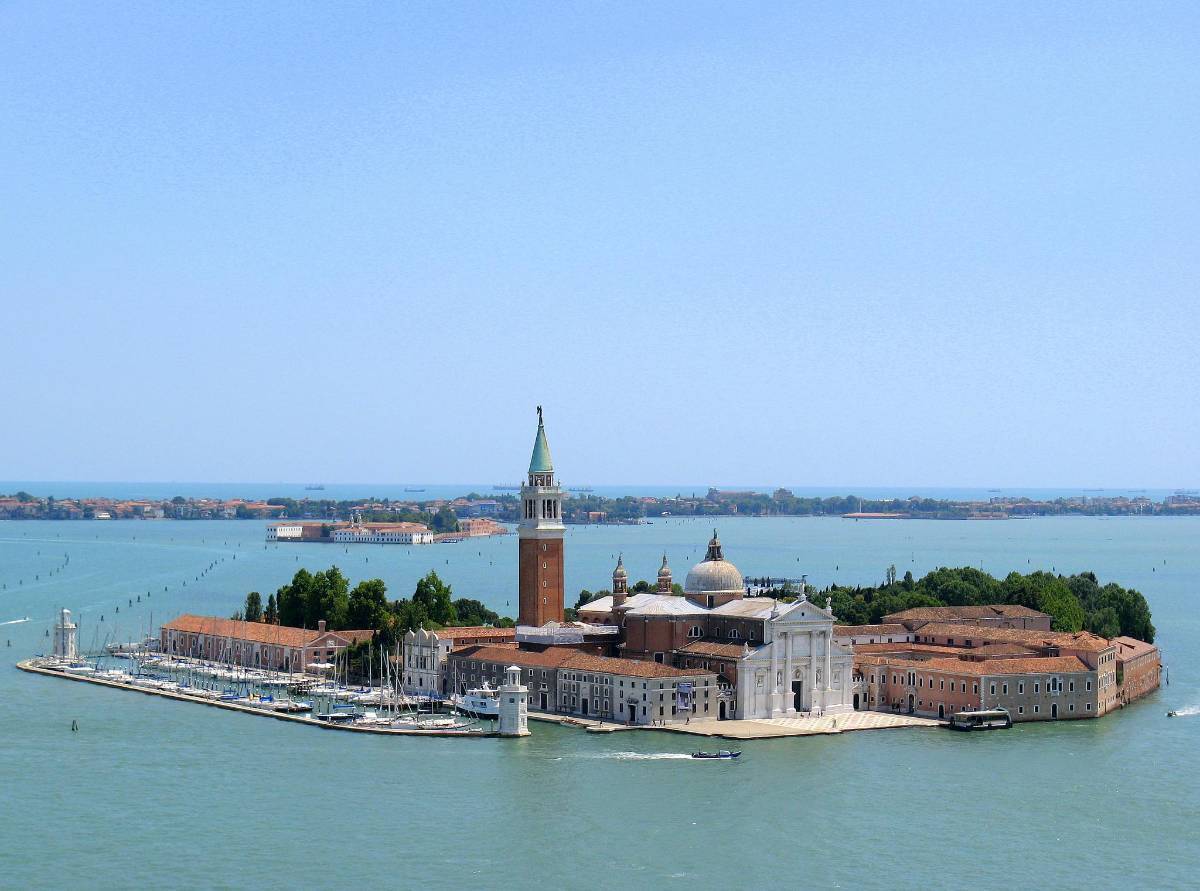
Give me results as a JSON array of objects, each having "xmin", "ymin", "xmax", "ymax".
[
  {"xmin": 1034, "ymin": 705, "xmax": 1040, "ymax": 714},
  {"xmin": 1086, "ymin": 680, "xmax": 1092, "ymax": 691},
  {"xmin": 1018, "ymin": 706, "xmax": 1024, "ymax": 715},
  {"xmin": 1086, "ymin": 703, "xmax": 1092, "ymax": 711},
  {"xmin": 728, "ymin": 629, "xmax": 740, "ymax": 640},
  {"xmin": 1018, "ymin": 683, "xmax": 1024, "ymax": 695},
  {"xmin": 1002, "ymin": 684, "xmax": 1008, "ymax": 695},
  {"xmin": 1069, "ymin": 680, "xmax": 1074, "ymax": 692},
  {"xmin": 990, "ymin": 684, "xmax": 996, "ymax": 695},
  {"xmin": 1034, "ymin": 682, "xmax": 1040, "ymax": 693}
]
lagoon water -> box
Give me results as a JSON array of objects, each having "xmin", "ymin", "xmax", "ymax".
[{"xmin": 1, "ymin": 516, "xmax": 1197, "ymax": 889}]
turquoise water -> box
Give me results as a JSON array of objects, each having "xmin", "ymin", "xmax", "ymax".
[{"xmin": 1, "ymin": 517, "xmax": 1197, "ymax": 888}]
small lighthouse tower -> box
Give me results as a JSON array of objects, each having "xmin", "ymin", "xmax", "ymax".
[
  {"xmin": 53, "ymin": 608, "xmax": 77, "ymax": 661},
  {"xmin": 498, "ymin": 664, "xmax": 530, "ymax": 737}
]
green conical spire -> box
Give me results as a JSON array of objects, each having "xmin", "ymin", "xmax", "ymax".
[{"xmin": 529, "ymin": 405, "xmax": 554, "ymax": 473}]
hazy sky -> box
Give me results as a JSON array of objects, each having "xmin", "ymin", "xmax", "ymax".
[{"xmin": 3, "ymin": 3, "xmax": 1197, "ymax": 487}]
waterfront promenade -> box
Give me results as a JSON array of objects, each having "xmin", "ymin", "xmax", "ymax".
[
  {"xmin": 20, "ymin": 659, "xmax": 938, "ymax": 742},
  {"xmin": 529, "ymin": 707, "xmax": 936, "ymax": 739}
]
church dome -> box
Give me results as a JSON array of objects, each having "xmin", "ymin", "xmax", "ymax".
[{"xmin": 683, "ymin": 531, "xmax": 744, "ymax": 595}]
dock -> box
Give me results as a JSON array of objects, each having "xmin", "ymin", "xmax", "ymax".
[{"xmin": 16, "ymin": 660, "xmax": 499, "ymax": 738}]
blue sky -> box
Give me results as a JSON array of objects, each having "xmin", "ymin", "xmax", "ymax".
[{"xmin": 2, "ymin": 3, "xmax": 1197, "ymax": 487}]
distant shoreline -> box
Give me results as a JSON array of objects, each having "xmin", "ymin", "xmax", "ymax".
[{"xmin": 2, "ymin": 487, "xmax": 1199, "ymax": 523}]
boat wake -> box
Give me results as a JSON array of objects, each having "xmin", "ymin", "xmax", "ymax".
[
  {"xmin": 584, "ymin": 751, "xmax": 694, "ymax": 761},
  {"xmin": 1169, "ymin": 705, "xmax": 1200, "ymax": 717},
  {"xmin": 0, "ymin": 617, "xmax": 30, "ymax": 626}
]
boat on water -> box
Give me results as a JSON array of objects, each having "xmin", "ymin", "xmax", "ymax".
[
  {"xmin": 1167, "ymin": 710, "xmax": 1179, "ymax": 718},
  {"xmin": 404, "ymin": 487, "xmax": 426, "ymax": 493},
  {"xmin": 304, "ymin": 484, "xmax": 325, "ymax": 491},
  {"xmin": 948, "ymin": 708, "xmax": 1013, "ymax": 731},
  {"xmin": 452, "ymin": 683, "xmax": 500, "ymax": 719},
  {"xmin": 692, "ymin": 750, "xmax": 741, "ymax": 760}
]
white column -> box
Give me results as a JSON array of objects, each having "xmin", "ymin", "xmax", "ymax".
[
  {"xmin": 809, "ymin": 630, "xmax": 818, "ymax": 712},
  {"xmin": 769, "ymin": 632, "xmax": 781, "ymax": 716},
  {"xmin": 784, "ymin": 631, "xmax": 794, "ymax": 714},
  {"xmin": 824, "ymin": 630, "xmax": 833, "ymax": 698}
]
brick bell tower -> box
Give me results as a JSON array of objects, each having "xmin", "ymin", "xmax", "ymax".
[{"xmin": 518, "ymin": 406, "xmax": 565, "ymax": 627}]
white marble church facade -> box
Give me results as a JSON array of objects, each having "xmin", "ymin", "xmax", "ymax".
[{"xmin": 734, "ymin": 600, "xmax": 855, "ymax": 718}]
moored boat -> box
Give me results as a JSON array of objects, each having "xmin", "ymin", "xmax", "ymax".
[
  {"xmin": 452, "ymin": 682, "xmax": 500, "ymax": 719},
  {"xmin": 948, "ymin": 708, "xmax": 1012, "ymax": 731},
  {"xmin": 692, "ymin": 750, "xmax": 741, "ymax": 759}
]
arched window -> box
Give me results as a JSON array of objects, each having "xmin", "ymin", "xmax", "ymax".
[{"xmin": 728, "ymin": 629, "xmax": 740, "ymax": 640}]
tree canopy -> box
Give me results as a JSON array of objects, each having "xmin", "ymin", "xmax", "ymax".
[
  {"xmin": 245, "ymin": 567, "xmax": 514, "ymax": 646},
  {"xmin": 818, "ymin": 566, "xmax": 1154, "ymax": 641}
]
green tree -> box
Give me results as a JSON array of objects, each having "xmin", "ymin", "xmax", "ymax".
[
  {"xmin": 264, "ymin": 593, "xmax": 279, "ymax": 624},
  {"xmin": 277, "ymin": 568, "xmax": 312, "ymax": 627},
  {"xmin": 308, "ymin": 566, "xmax": 350, "ymax": 629},
  {"xmin": 348, "ymin": 578, "xmax": 389, "ymax": 630},
  {"xmin": 244, "ymin": 591, "xmax": 263, "ymax": 623},
  {"xmin": 453, "ymin": 598, "xmax": 500, "ymax": 626},
  {"xmin": 413, "ymin": 571, "xmax": 457, "ymax": 625},
  {"xmin": 431, "ymin": 506, "xmax": 459, "ymax": 533}
]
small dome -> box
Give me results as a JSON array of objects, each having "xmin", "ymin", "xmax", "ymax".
[
  {"xmin": 612, "ymin": 554, "xmax": 627, "ymax": 579},
  {"xmin": 658, "ymin": 555, "xmax": 672, "ymax": 578}
]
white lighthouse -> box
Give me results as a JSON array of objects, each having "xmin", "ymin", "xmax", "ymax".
[
  {"xmin": 498, "ymin": 665, "xmax": 530, "ymax": 737},
  {"xmin": 53, "ymin": 608, "xmax": 77, "ymax": 661}
]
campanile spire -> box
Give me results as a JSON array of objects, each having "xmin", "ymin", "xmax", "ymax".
[{"xmin": 518, "ymin": 405, "xmax": 565, "ymax": 626}]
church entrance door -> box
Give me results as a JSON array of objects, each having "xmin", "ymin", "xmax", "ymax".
[
  {"xmin": 581, "ymin": 698, "xmax": 588, "ymax": 716},
  {"xmin": 628, "ymin": 703, "xmax": 637, "ymax": 723},
  {"xmin": 539, "ymin": 692, "xmax": 547, "ymax": 710},
  {"xmin": 791, "ymin": 680, "xmax": 803, "ymax": 712},
  {"xmin": 853, "ymin": 693, "xmax": 860, "ymax": 710},
  {"xmin": 718, "ymin": 701, "xmax": 726, "ymax": 720}
]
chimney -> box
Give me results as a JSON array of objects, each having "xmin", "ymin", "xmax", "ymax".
[{"xmin": 318, "ymin": 619, "xmax": 326, "ymax": 633}]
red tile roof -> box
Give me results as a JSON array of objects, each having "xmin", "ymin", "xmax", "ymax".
[
  {"xmin": 834, "ymin": 624, "xmax": 909, "ymax": 636},
  {"xmin": 677, "ymin": 639, "xmax": 753, "ymax": 659},
  {"xmin": 884, "ymin": 605, "xmax": 1049, "ymax": 623},
  {"xmin": 860, "ymin": 653, "xmax": 1092, "ymax": 677},
  {"xmin": 453, "ymin": 645, "xmax": 713, "ymax": 679},
  {"xmin": 910, "ymin": 623, "xmax": 1112, "ymax": 652},
  {"xmin": 1112, "ymin": 636, "xmax": 1158, "ymax": 663},
  {"xmin": 162, "ymin": 615, "xmax": 373, "ymax": 649},
  {"xmin": 431, "ymin": 626, "xmax": 517, "ymax": 640}
]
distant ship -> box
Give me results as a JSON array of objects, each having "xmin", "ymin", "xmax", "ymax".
[
  {"xmin": 304, "ymin": 484, "xmax": 325, "ymax": 491},
  {"xmin": 570, "ymin": 486, "xmax": 595, "ymax": 493},
  {"xmin": 404, "ymin": 487, "xmax": 426, "ymax": 493},
  {"xmin": 493, "ymin": 485, "xmax": 521, "ymax": 491}
]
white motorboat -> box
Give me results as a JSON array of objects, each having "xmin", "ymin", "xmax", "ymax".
[{"xmin": 452, "ymin": 682, "xmax": 500, "ymax": 719}]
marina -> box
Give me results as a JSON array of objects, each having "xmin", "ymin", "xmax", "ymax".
[{"xmin": 18, "ymin": 658, "xmax": 498, "ymax": 737}]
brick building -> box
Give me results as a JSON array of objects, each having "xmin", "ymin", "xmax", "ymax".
[{"xmin": 161, "ymin": 615, "xmax": 373, "ymax": 673}]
